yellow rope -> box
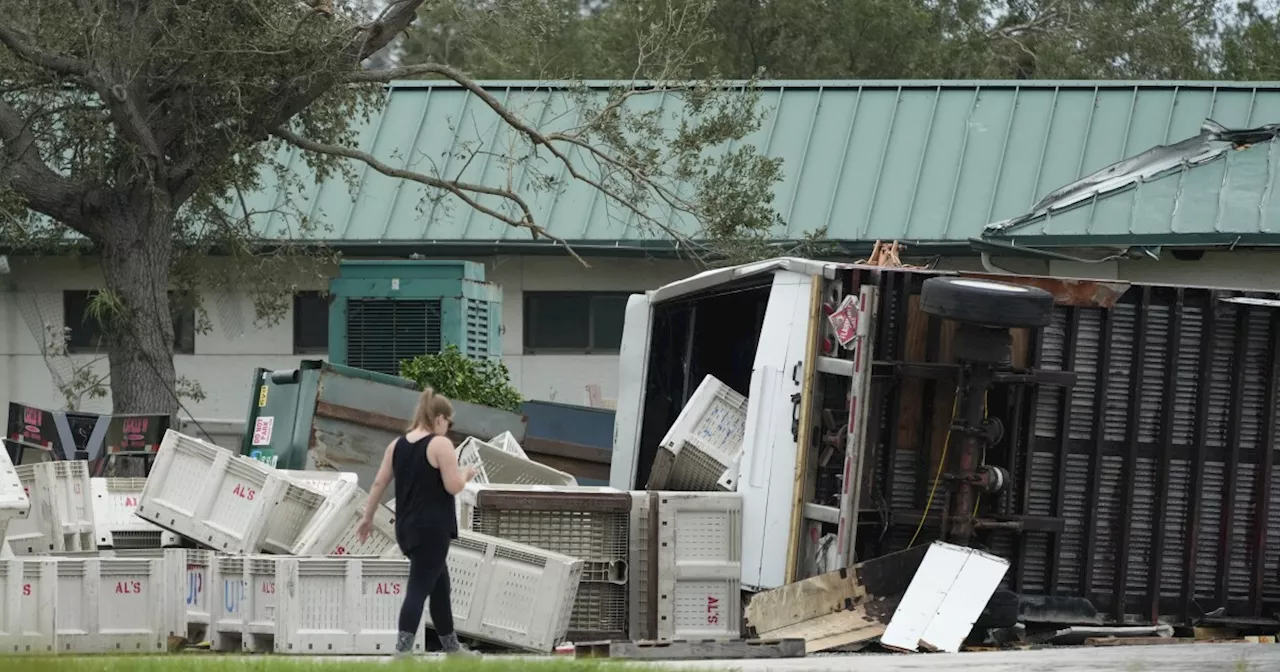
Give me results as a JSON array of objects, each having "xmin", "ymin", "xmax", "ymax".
[{"xmin": 908, "ymin": 391, "xmax": 988, "ymax": 548}]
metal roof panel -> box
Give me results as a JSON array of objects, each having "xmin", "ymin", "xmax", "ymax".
[{"xmin": 237, "ymin": 80, "xmax": 1280, "ymax": 246}]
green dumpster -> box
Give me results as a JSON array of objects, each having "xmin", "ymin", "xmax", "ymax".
[{"xmin": 240, "ymin": 360, "xmax": 526, "ymax": 495}]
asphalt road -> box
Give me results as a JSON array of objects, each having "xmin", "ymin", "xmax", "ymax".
[{"xmin": 643, "ymin": 643, "xmax": 1280, "ymax": 671}]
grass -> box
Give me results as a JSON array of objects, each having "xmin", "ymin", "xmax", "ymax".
[{"xmin": 0, "ymin": 656, "xmax": 689, "ymax": 672}]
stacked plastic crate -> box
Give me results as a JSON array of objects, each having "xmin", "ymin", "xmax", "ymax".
[
  {"xmin": 644, "ymin": 374, "xmax": 749, "ymax": 491},
  {"xmin": 132, "ymin": 429, "xmax": 583, "ymax": 655}
]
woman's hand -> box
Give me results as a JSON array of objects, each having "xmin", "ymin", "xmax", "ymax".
[
  {"xmin": 462, "ymin": 465, "xmax": 478, "ymax": 483},
  {"xmin": 357, "ymin": 517, "xmax": 373, "ymax": 543}
]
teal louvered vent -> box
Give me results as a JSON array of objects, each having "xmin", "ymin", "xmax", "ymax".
[
  {"xmin": 329, "ymin": 261, "xmax": 502, "ymax": 375},
  {"xmin": 345, "ymin": 298, "xmax": 443, "ymax": 376}
]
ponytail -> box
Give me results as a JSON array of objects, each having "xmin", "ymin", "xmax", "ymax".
[{"xmin": 409, "ymin": 386, "xmax": 453, "ymax": 431}]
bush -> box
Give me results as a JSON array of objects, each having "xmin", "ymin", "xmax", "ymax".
[{"xmin": 399, "ymin": 345, "xmax": 523, "ymax": 413}]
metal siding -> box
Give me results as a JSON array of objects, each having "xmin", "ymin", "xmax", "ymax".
[{"xmin": 233, "ymin": 81, "xmax": 1280, "ymax": 246}]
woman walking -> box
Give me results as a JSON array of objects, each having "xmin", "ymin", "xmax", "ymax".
[{"xmin": 358, "ymin": 387, "xmax": 477, "ymax": 657}]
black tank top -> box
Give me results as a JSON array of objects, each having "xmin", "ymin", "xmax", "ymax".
[{"xmin": 392, "ymin": 433, "xmax": 458, "ymax": 554}]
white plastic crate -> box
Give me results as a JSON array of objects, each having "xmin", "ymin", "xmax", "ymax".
[
  {"xmin": 208, "ymin": 554, "xmax": 282, "ymax": 653},
  {"xmin": 457, "ymin": 437, "xmax": 577, "ymax": 487},
  {"xmin": 5, "ymin": 462, "xmax": 95, "ymax": 554},
  {"xmin": 136, "ymin": 430, "xmax": 288, "ymax": 553},
  {"xmin": 489, "ymin": 431, "xmax": 528, "ymax": 459},
  {"xmin": 648, "ymin": 375, "xmax": 748, "ymax": 491},
  {"xmin": 654, "ymin": 491, "xmax": 742, "ymax": 641},
  {"xmin": 208, "ymin": 555, "xmax": 246, "ymax": 652},
  {"xmin": 279, "ymin": 470, "xmax": 359, "ymax": 494},
  {"xmin": 52, "ymin": 556, "xmax": 172, "ymax": 653},
  {"xmin": 291, "ymin": 492, "xmax": 400, "ymax": 558},
  {"xmin": 102, "ymin": 548, "xmax": 214, "ymax": 643},
  {"xmin": 258, "ymin": 477, "xmax": 331, "ymax": 555},
  {"xmin": 90, "ymin": 478, "xmax": 182, "ymax": 549},
  {"xmin": 0, "ymin": 448, "xmax": 29, "ymax": 529},
  {"xmin": 424, "ymin": 530, "xmax": 583, "ymax": 652},
  {"xmin": 0, "ymin": 558, "xmax": 57, "ymax": 653},
  {"xmin": 273, "ymin": 557, "xmax": 429, "ymax": 655},
  {"xmin": 457, "ymin": 483, "xmax": 652, "ymax": 641}
]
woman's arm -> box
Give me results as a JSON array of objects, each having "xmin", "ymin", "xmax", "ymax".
[
  {"xmin": 429, "ymin": 435, "xmax": 475, "ymax": 495},
  {"xmin": 360, "ymin": 439, "xmax": 396, "ymax": 527}
]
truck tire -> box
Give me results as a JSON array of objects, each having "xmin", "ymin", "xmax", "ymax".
[{"xmin": 920, "ymin": 276, "xmax": 1054, "ymax": 329}]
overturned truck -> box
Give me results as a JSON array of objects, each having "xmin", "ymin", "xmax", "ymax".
[{"xmin": 610, "ymin": 258, "xmax": 1280, "ymax": 628}]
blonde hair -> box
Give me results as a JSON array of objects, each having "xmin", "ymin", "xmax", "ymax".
[{"xmin": 409, "ymin": 387, "xmax": 454, "ymax": 432}]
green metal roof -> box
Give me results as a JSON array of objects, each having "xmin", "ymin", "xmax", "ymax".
[{"xmin": 243, "ymin": 80, "xmax": 1280, "ymax": 252}]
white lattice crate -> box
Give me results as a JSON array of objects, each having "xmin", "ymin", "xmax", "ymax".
[
  {"xmin": 208, "ymin": 555, "xmax": 246, "ymax": 652},
  {"xmin": 457, "ymin": 483, "xmax": 653, "ymax": 641},
  {"xmin": 207, "ymin": 554, "xmax": 282, "ymax": 653},
  {"xmin": 136, "ymin": 430, "xmax": 288, "ymax": 554},
  {"xmin": 5, "ymin": 462, "xmax": 95, "ymax": 555},
  {"xmin": 424, "ymin": 530, "xmax": 583, "ymax": 652},
  {"xmin": 290, "ymin": 491, "xmax": 400, "ymax": 558},
  {"xmin": 655, "ymin": 491, "xmax": 743, "ymax": 641},
  {"xmin": 90, "ymin": 478, "xmax": 182, "ymax": 549},
  {"xmin": 457, "ymin": 437, "xmax": 577, "ymax": 487},
  {"xmin": 647, "ymin": 375, "xmax": 747, "ymax": 491},
  {"xmin": 274, "ymin": 557, "xmax": 428, "ymax": 655},
  {"xmin": 52, "ymin": 556, "xmax": 172, "ymax": 653},
  {"xmin": 259, "ymin": 477, "xmax": 331, "ymax": 555},
  {"xmin": 0, "ymin": 558, "xmax": 57, "ymax": 653},
  {"xmin": 0, "ymin": 447, "xmax": 29, "ymax": 528},
  {"xmin": 279, "ymin": 470, "xmax": 358, "ymax": 494},
  {"xmin": 489, "ymin": 431, "xmax": 528, "ymax": 459}
]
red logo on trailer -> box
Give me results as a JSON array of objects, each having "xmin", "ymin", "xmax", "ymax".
[
  {"xmin": 115, "ymin": 581, "xmax": 142, "ymax": 594},
  {"xmin": 375, "ymin": 583, "xmax": 402, "ymax": 595},
  {"xmin": 232, "ymin": 484, "xmax": 256, "ymax": 501}
]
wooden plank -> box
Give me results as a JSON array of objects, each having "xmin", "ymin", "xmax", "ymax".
[
  {"xmin": 784, "ymin": 275, "xmax": 826, "ymax": 584},
  {"xmin": 575, "ymin": 638, "xmax": 806, "ymax": 660}
]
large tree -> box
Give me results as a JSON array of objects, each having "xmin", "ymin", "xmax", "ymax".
[{"xmin": 0, "ymin": 0, "xmax": 783, "ymax": 415}]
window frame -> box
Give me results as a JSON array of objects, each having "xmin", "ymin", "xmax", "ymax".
[
  {"xmin": 522, "ymin": 291, "xmax": 630, "ymax": 355},
  {"xmin": 292, "ymin": 290, "xmax": 331, "ymax": 355},
  {"xmin": 63, "ymin": 289, "xmax": 197, "ymax": 355}
]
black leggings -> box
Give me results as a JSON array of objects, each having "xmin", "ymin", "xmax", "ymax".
[{"xmin": 398, "ymin": 539, "xmax": 455, "ymax": 636}]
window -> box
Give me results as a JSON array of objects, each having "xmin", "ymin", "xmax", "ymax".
[
  {"xmin": 293, "ymin": 291, "xmax": 331, "ymax": 354},
  {"xmin": 523, "ymin": 292, "xmax": 629, "ymax": 354},
  {"xmin": 63, "ymin": 290, "xmax": 197, "ymax": 355}
]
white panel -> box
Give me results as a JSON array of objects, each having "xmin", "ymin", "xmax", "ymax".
[
  {"xmin": 880, "ymin": 542, "xmax": 1011, "ymax": 653},
  {"xmin": 0, "ymin": 558, "xmax": 57, "ymax": 653},
  {"xmin": 739, "ymin": 271, "xmax": 813, "ymax": 591},
  {"xmin": 52, "ymin": 557, "xmax": 171, "ymax": 653},
  {"xmin": 457, "ymin": 437, "xmax": 577, "ymax": 487},
  {"xmin": 7, "ymin": 462, "xmax": 95, "ymax": 555},
  {"xmin": 90, "ymin": 478, "xmax": 181, "ymax": 549},
  {"xmin": 610, "ymin": 292, "xmax": 653, "ymax": 489}
]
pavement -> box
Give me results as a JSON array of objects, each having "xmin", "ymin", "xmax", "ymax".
[
  {"xmin": 642, "ymin": 643, "xmax": 1280, "ymax": 671},
  {"xmin": 294, "ymin": 642, "xmax": 1280, "ymax": 670}
]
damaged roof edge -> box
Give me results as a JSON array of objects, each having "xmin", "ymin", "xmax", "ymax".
[{"xmin": 983, "ymin": 118, "xmax": 1280, "ymax": 238}]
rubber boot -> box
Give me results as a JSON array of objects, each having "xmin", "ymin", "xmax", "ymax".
[{"xmin": 439, "ymin": 631, "xmax": 476, "ymax": 657}]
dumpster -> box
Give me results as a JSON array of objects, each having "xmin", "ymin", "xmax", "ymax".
[{"xmin": 239, "ymin": 360, "xmax": 527, "ymax": 494}]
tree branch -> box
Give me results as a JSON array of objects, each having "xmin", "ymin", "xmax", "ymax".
[
  {"xmin": 0, "ymin": 97, "xmax": 94, "ymax": 232},
  {"xmin": 269, "ymin": 126, "xmax": 589, "ymax": 267},
  {"xmin": 346, "ymin": 63, "xmax": 702, "ymax": 248},
  {"xmin": 0, "ymin": 23, "xmax": 90, "ymax": 78}
]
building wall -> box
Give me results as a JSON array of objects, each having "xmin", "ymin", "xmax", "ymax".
[
  {"xmin": 0, "ymin": 254, "xmax": 698, "ymax": 425},
  {"xmin": 1, "ymin": 250, "xmax": 1274, "ymax": 427}
]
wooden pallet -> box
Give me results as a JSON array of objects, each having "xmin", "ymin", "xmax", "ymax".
[{"xmin": 575, "ymin": 638, "xmax": 806, "ymax": 660}]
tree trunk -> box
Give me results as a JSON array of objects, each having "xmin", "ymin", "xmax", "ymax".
[{"xmin": 99, "ymin": 208, "xmax": 179, "ymax": 416}]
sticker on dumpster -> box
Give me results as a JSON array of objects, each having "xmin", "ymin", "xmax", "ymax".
[
  {"xmin": 248, "ymin": 449, "xmax": 278, "ymax": 468},
  {"xmin": 828, "ymin": 294, "xmax": 859, "ymax": 347},
  {"xmin": 251, "ymin": 416, "xmax": 274, "ymax": 446},
  {"xmin": 258, "ymin": 385, "xmax": 268, "ymax": 408}
]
